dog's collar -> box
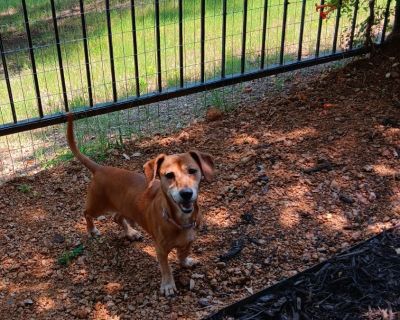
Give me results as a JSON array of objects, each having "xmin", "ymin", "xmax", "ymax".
[{"xmin": 162, "ymin": 208, "xmax": 197, "ymax": 230}]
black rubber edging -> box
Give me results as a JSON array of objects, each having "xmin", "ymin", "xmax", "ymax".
[{"xmin": 205, "ymin": 228, "xmax": 393, "ymax": 320}]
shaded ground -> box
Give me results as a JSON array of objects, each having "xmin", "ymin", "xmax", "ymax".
[
  {"xmin": 0, "ymin": 43, "xmax": 399, "ymax": 320},
  {"xmin": 208, "ymin": 229, "xmax": 400, "ymax": 319}
]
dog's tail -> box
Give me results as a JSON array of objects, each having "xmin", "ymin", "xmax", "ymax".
[{"xmin": 66, "ymin": 113, "xmax": 100, "ymax": 173}]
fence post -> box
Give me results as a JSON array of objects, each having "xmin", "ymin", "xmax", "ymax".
[
  {"xmin": 179, "ymin": 0, "xmax": 184, "ymax": 87},
  {"xmin": 155, "ymin": 0, "xmax": 162, "ymax": 92},
  {"xmin": 200, "ymin": 0, "xmax": 206, "ymax": 82},
  {"xmin": 50, "ymin": 0, "xmax": 69, "ymax": 112},
  {"xmin": 22, "ymin": 0, "xmax": 43, "ymax": 117},
  {"xmin": 260, "ymin": 0, "xmax": 269, "ymax": 69},
  {"xmin": 280, "ymin": 0, "xmax": 289, "ymax": 65},
  {"xmin": 130, "ymin": 0, "xmax": 140, "ymax": 97},
  {"xmin": 315, "ymin": 0, "xmax": 324, "ymax": 57},
  {"xmin": 106, "ymin": 0, "xmax": 117, "ymax": 102},
  {"xmin": 79, "ymin": 0, "xmax": 93, "ymax": 107},
  {"xmin": 332, "ymin": 0, "xmax": 343, "ymax": 53},
  {"xmin": 349, "ymin": 0, "xmax": 360, "ymax": 50},
  {"xmin": 0, "ymin": 31, "xmax": 17, "ymax": 123},
  {"xmin": 298, "ymin": 0, "xmax": 307, "ymax": 61},
  {"xmin": 241, "ymin": 0, "xmax": 248, "ymax": 74},
  {"xmin": 221, "ymin": 0, "xmax": 227, "ymax": 77}
]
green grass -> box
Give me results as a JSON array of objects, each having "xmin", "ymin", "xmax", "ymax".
[
  {"xmin": 0, "ymin": 0, "xmax": 391, "ymax": 170},
  {"xmin": 0, "ymin": 0, "xmax": 368, "ymax": 126},
  {"xmin": 17, "ymin": 183, "xmax": 32, "ymax": 193}
]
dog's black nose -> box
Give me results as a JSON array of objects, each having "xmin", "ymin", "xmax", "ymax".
[{"xmin": 180, "ymin": 189, "xmax": 193, "ymax": 201}]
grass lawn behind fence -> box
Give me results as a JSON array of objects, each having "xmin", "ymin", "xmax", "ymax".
[{"xmin": 0, "ymin": 0, "xmax": 393, "ymax": 174}]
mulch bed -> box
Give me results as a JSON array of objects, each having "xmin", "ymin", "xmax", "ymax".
[
  {"xmin": 0, "ymin": 41, "xmax": 399, "ymax": 319},
  {"xmin": 208, "ymin": 228, "xmax": 400, "ymax": 320}
]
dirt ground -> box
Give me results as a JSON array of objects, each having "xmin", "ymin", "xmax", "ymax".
[{"xmin": 1, "ymin": 42, "xmax": 400, "ymax": 320}]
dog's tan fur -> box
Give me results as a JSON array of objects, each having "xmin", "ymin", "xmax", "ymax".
[{"xmin": 66, "ymin": 115, "xmax": 214, "ymax": 296}]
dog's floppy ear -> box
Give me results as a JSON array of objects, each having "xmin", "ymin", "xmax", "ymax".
[
  {"xmin": 143, "ymin": 154, "xmax": 166, "ymax": 188},
  {"xmin": 189, "ymin": 151, "xmax": 214, "ymax": 181}
]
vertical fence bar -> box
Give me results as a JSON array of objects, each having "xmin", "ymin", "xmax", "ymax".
[
  {"xmin": 381, "ymin": 0, "xmax": 392, "ymax": 43},
  {"xmin": 260, "ymin": 0, "xmax": 268, "ymax": 69},
  {"xmin": 315, "ymin": 0, "xmax": 324, "ymax": 57},
  {"xmin": 50, "ymin": 0, "xmax": 68, "ymax": 112},
  {"xmin": 221, "ymin": 0, "xmax": 227, "ymax": 78},
  {"xmin": 105, "ymin": 0, "xmax": 117, "ymax": 102},
  {"xmin": 200, "ymin": 0, "xmax": 205, "ymax": 82},
  {"xmin": 349, "ymin": 0, "xmax": 359, "ymax": 50},
  {"xmin": 130, "ymin": 0, "xmax": 140, "ymax": 97},
  {"xmin": 332, "ymin": 0, "xmax": 342, "ymax": 53},
  {"xmin": 0, "ymin": 32, "xmax": 17, "ymax": 123},
  {"xmin": 22, "ymin": 0, "xmax": 43, "ymax": 117},
  {"xmin": 154, "ymin": 0, "xmax": 162, "ymax": 92},
  {"xmin": 280, "ymin": 0, "xmax": 289, "ymax": 65},
  {"xmin": 241, "ymin": 0, "xmax": 248, "ymax": 74},
  {"xmin": 79, "ymin": 0, "xmax": 93, "ymax": 107},
  {"xmin": 297, "ymin": 0, "xmax": 307, "ymax": 61},
  {"xmin": 178, "ymin": 0, "xmax": 184, "ymax": 87}
]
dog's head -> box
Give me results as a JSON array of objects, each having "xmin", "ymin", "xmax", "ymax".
[{"xmin": 144, "ymin": 151, "xmax": 214, "ymax": 215}]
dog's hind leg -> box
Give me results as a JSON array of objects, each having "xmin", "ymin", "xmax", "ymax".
[
  {"xmin": 113, "ymin": 214, "xmax": 142, "ymax": 241},
  {"xmin": 84, "ymin": 209, "xmax": 101, "ymax": 237},
  {"xmin": 84, "ymin": 188, "xmax": 106, "ymax": 237}
]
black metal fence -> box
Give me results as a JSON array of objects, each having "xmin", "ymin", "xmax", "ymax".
[{"xmin": 0, "ymin": 0, "xmax": 394, "ymax": 136}]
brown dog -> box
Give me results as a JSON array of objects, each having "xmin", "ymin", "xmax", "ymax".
[{"xmin": 66, "ymin": 115, "xmax": 214, "ymax": 296}]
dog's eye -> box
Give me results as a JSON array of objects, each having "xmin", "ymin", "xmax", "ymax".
[
  {"xmin": 188, "ymin": 168, "xmax": 198, "ymax": 175},
  {"xmin": 165, "ymin": 172, "xmax": 175, "ymax": 179}
]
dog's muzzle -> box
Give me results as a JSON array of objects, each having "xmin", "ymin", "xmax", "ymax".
[{"xmin": 178, "ymin": 188, "xmax": 195, "ymax": 214}]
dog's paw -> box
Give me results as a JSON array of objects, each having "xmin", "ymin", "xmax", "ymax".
[
  {"xmin": 125, "ymin": 229, "xmax": 143, "ymax": 241},
  {"xmin": 160, "ymin": 281, "xmax": 177, "ymax": 297},
  {"xmin": 89, "ymin": 227, "xmax": 101, "ymax": 237},
  {"xmin": 180, "ymin": 257, "xmax": 199, "ymax": 268}
]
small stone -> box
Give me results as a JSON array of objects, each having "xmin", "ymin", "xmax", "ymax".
[
  {"xmin": 122, "ymin": 153, "xmax": 130, "ymax": 160},
  {"xmin": 189, "ymin": 279, "xmax": 195, "ymax": 291},
  {"xmin": 241, "ymin": 157, "xmax": 251, "ymax": 164},
  {"xmin": 283, "ymin": 139, "xmax": 293, "ymax": 147},
  {"xmin": 191, "ymin": 273, "xmax": 204, "ymax": 279},
  {"xmin": 131, "ymin": 152, "xmax": 141, "ymax": 157},
  {"xmin": 52, "ymin": 233, "xmax": 65, "ymax": 244},
  {"xmin": 339, "ymin": 194, "xmax": 355, "ymax": 204},
  {"xmin": 198, "ymin": 298, "xmax": 210, "ymax": 307},
  {"xmin": 326, "ymin": 213, "xmax": 332, "ymax": 219},
  {"xmin": 352, "ymin": 232, "xmax": 361, "ymax": 240},
  {"xmin": 368, "ymin": 192, "xmax": 377, "ymax": 202},
  {"xmin": 386, "ymin": 72, "xmax": 391, "ymax": 78},
  {"xmin": 23, "ymin": 299, "xmax": 33, "ymax": 306},
  {"xmin": 363, "ymin": 164, "xmax": 374, "ymax": 172},
  {"xmin": 330, "ymin": 179, "xmax": 339, "ymax": 190},
  {"xmin": 356, "ymin": 193, "xmax": 369, "ymax": 205},
  {"xmin": 243, "ymin": 86, "xmax": 253, "ymax": 93}
]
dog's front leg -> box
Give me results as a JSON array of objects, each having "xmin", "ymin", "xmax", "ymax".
[
  {"xmin": 177, "ymin": 244, "xmax": 198, "ymax": 268},
  {"xmin": 156, "ymin": 247, "xmax": 176, "ymax": 296}
]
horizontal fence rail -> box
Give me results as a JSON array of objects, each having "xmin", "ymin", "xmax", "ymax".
[{"xmin": 0, "ymin": 0, "xmax": 393, "ymax": 136}]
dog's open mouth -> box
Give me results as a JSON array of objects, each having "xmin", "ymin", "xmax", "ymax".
[{"xmin": 179, "ymin": 202, "xmax": 194, "ymax": 214}]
